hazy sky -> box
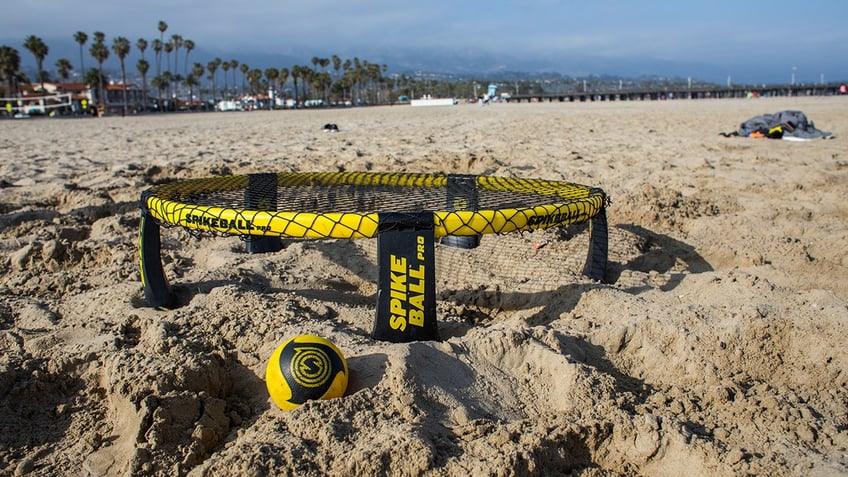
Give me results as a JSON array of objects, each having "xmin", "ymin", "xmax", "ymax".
[{"xmin": 3, "ymin": 0, "xmax": 847, "ymax": 83}]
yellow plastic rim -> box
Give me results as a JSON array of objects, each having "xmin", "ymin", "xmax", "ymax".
[{"xmin": 142, "ymin": 172, "xmax": 605, "ymax": 239}]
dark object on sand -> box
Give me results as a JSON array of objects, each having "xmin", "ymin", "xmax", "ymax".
[{"xmin": 721, "ymin": 110, "xmax": 833, "ymax": 140}]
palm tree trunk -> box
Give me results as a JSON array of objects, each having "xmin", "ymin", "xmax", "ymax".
[
  {"xmin": 121, "ymin": 63, "xmax": 128, "ymax": 116},
  {"xmin": 78, "ymin": 46, "xmax": 85, "ymax": 80}
]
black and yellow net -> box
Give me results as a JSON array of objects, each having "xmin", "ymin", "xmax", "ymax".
[{"xmin": 139, "ymin": 172, "xmax": 609, "ymax": 342}]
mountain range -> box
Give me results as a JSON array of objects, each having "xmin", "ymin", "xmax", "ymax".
[{"xmin": 4, "ymin": 35, "xmax": 828, "ymax": 86}]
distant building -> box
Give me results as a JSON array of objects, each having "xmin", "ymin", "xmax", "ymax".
[
  {"xmin": 100, "ymin": 82, "xmax": 147, "ymax": 114},
  {"xmin": 6, "ymin": 81, "xmax": 146, "ymax": 116}
]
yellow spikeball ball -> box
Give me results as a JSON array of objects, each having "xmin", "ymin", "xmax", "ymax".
[{"xmin": 265, "ymin": 334, "xmax": 348, "ymax": 411}]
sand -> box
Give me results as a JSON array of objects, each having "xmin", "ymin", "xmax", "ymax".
[{"xmin": 1, "ymin": 97, "xmax": 846, "ymax": 476}]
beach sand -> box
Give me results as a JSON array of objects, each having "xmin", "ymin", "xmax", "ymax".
[{"xmin": 1, "ymin": 97, "xmax": 846, "ymax": 476}]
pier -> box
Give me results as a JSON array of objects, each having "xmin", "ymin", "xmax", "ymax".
[{"xmin": 504, "ymin": 83, "xmax": 847, "ymax": 103}]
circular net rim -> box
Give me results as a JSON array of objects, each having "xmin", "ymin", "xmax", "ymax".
[{"xmin": 141, "ymin": 172, "xmax": 606, "ymax": 239}]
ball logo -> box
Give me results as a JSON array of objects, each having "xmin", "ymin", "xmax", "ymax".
[
  {"xmin": 452, "ymin": 197, "xmax": 469, "ymax": 211},
  {"xmin": 290, "ymin": 346, "xmax": 332, "ymax": 388},
  {"xmin": 279, "ymin": 340, "xmax": 346, "ymax": 405},
  {"xmin": 256, "ymin": 198, "xmax": 272, "ymax": 211}
]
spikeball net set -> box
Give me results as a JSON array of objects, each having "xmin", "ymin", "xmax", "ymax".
[{"xmin": 139, "ymin": 172, "xmax": 609, "ymax": 342}]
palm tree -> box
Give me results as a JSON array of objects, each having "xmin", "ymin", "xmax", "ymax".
[
  {"xmin": 23, "ymin": 35, "xmax": 49, "ymax": 93},
  {"xmin": 84, "ymin": 68, "xmax": 106, "ymax": 93},
  {"xmin": 247, "ymin": 68, "xmax": 262, "ymax": 95},
  {"xmin": 315, "ymin": 72, "xmax": 332, "ymax": 104},
  {"xmin": 111, "ymin": 36, "xmax": 131, "ymax": 115},
  {"xmin": 73, "ymin": 32, "xmax": 87, "ymax": 81},
  {"xmin": 163, "ymin": 41, "xmax": 174, "ymax": 97},
  {"xmin": 214, "ymin": 58, "xmax": 223, "ymax": 83},
  {"xmin": 137, "ymin": 58, "xmax": 150, "ymax": 109},
  {"xmin": 290, "ymin": 65, "xmax": 300, "ymax": 105},
  {"xmin": 222, "ymin": 61, "xmax": 230, "ymax": 99},
  {"xmin": 192, "ymin": 62, "xmax": 204, "ymax": 105},
  {"xmin": 171, "ymin": 35, "xmax": 183, "ymax": 100},
  {"xmin": 163, "ymin": 40, "xmax": 173, "ymax": 72},
  {"xmin": 342, "ymin": 59, "xmax": 352, "ymax": 102},
  {"xmin": 183, "ymin": 39, "xmax": 195, "ymax": 76},
  {"xmin": 332, "ymin": 55, "xmax": 341, "ymax": 80},
  {"xmin": 184, "ymin": 73, "xmax": 198, "ymax": 110},
  {"xmin": 305, "ymin": 62, "xmax": 316, "ymax": 100},
  {"xmin": 319, "ymin": 58, "xmax": 330, "ymax": 101},
  {"xmin": 264, "ymin": 67, "xmax": 278, "ymax": 109},
  {"xmin": 170, "ymin": 34, "xmax": 182, "ymax": 76},
  {"xmin": 136, "ymin": 38, "xmax": 148, "ymax": 60},
  {"xmin": 316, "ymin": 58, "xmax": 329, "ymax": 102},
  {"xmin": 239, "ymin": 63, "xmax": 248, "ymax": 96},
  {"xmin": 370, "ymin": 64, "xmax": 388, "ymax": 103},
  {"xmin": 171, "ymin": 73, "xmax": 184, "ymax": 105},
  {"xmin": 337, "ymin": 75, "xmax": 353, "ymax": 105},
  {"xmin": 352, "ymin": 57, "xmax": 361, "ymax": 103},
  {"xmin": 89, "ymin": 32, "xmax": 109, "ymax": 110},
  {"xmin": 300, "ymin": 66, "xmax": 314, "ymax": 100},
  {"xmin": 206, "ymin": 59, "xmax": 220, "ymax": 102},
  {"xmin": 1, "ymin": 45, "xmax": 22, "ymax": 99},
  {"xmin": 278, "ymin": 67, "xmax": 289, "ymax": 103},
  {"xmin": 361, "ymin": 60, "xmax": 373, "ymax": 102},
  {"xmin": 160, "ymin": 71, "xmax": 172, "ymax": 109},
  {"xmin": 151, "ymin": 74, "xmax": 168, "ymax": 110},
  {"xmin": 156, "ymin": 20, "xmax": 167, "ymax": 74},
  {"xmin": 55, "ymin": 58, "xmax": 72, "ymax": 91},
  {"xmin": 152, "ymin": 39, "xmax": 162, "ymax": 77},
  {"xmin": 229, "ymin": 60, "xmax": 238, "ymax": 97}
]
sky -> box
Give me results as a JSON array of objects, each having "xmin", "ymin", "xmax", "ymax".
[{"xmin": 2, "ymin": 0, "xmax": 847, "ymax": 84}]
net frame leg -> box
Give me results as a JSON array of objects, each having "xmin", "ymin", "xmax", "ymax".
[
  {"xmin": 582, "ymin": 193, "xmax": 609, "ymax": 283},
  {"xmin": 372, "ymin": 211, "xmax": 439, "ymax": 342},
  {"xmin": 245, "ymin": 172, "xmax": 283, "ymax": 253},
  {"xmin": 139, "ymin": 209, "xmax": 174, "ymax": 307},
  {"xmin": 440, "ymin": 173, "xmax": 481, "ymax": 249}
]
